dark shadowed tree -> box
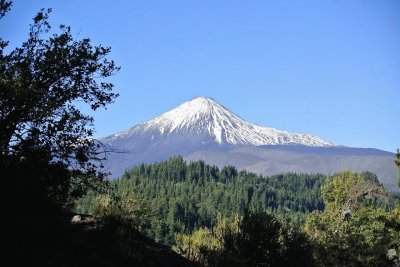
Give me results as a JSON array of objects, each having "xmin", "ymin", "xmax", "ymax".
[
  {"xmin": 174, "ymin": 211, "xmax": 315, "ymax": 267},
  {"xmin": 221, "ymin": 211, "xmax": 314, "ymax": 267},
  {"xmin": 0, "ymin": 0, "xmax": 11, "ymax": 18},
  {"xmin": 0, "ymin": 3, "xmax": 119, "ymax": 211}
]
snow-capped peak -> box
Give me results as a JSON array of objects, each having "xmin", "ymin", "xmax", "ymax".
[{"xmin": 110, "ymin": 96, "xmax": 335, "ymax": 147}]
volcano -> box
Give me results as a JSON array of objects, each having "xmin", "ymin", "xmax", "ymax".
[{"xmin": 101, "ymin": 97, "xmax": 398, "ymax": 191}]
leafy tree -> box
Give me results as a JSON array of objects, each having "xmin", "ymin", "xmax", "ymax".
[
  {"xmin": 321, "ymin": 171, "xmax": 386, "ymax": 212},
  {"xmin": 1, "ymin": 4, "xmax": 119, "ymax": 209},
  {"xmin": 305, "ymin": 171, "xmax": 399, "ymax": 266},
  {"xmin": 174, "ymin": 227, "xmax": 221, "ymax": 264},
  {"xmin": 174, "ymin": 211, "xmax": 314, "ymax": 267},
  {"xmin": 93, "ymin": 189, "xmax": 149, "ymax": 231},
  {"xmin": 0, "ymin": 1, "xmax": 11, "ymax": 19},
  {"xmin": 173, "ymin": 214, "xmax": 239, "ymax": 265},
  {"xmin": 221, "ymin": 211, "xmax": 314, "ymax": 267},
  {"xmin": 77, "ymin": 157, "xmax": 326, "ymax": 244}
]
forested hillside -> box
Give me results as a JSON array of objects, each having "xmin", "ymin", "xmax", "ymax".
[
  {"xmin": 75, "ymin": 156, "xmax": 387, "ymax": 245},
  {"xmin": 6, "ymin": 1, "xmax": 399, "ymax": 265},
  {"xmin": 75, "ymin": 156, "xmax": 400, "ymax": 266},
  {"xmin": 75, "ymin": 157, "xmax": 325, "ymax": 244}
]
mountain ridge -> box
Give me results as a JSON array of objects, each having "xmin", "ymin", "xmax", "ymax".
[
  {"xmin": 101, "ymin": 97, "xmax": 398, "ymax": 191},
  {"xmin": 106, "ymin": 97, "xmax": 334, "ymax": 147}
]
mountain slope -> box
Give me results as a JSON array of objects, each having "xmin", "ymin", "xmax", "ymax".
[
  {"xmin": 185, "ymin": 145, "xmax": 398, "ymax": 191},
  {"xmin": 107, "ymin": 97, "xmax": 334, "ymax": 147},
  {"xmin": 101, "ymin": 97, "xmax": 398, "ymax": 191}
]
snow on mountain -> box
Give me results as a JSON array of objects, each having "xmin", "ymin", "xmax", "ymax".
[
  {"xmin": 100, "ymin": 97, "xmax": 398, "ymax": 191},
  {"xmin": 108, "ymin": 96, "xmax": 334, "ymax": 147}
]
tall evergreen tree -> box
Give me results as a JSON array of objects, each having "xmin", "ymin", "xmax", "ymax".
[{"xmin": 75, "ymin": 156, "xmax": 327, "ymax": 245}]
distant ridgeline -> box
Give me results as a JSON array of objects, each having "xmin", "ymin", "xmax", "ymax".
[{"xmin": 75, "ymin": 156, "xmax": 393, "ymax": 246}]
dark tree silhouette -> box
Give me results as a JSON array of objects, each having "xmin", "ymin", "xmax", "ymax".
[
  {"xmin": 1, "ymin": 3, "xmax": 119, "ymax": 210},
  {"xmin": 221, "ymin": 211, "xmax": 314, "ymax": 267},
  {"xmin": 0, "ymin": 1, "xmax": 11, "ymax": 18}
]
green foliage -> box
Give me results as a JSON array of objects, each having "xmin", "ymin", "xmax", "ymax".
[
  {"xmin": 174, "ymin": 211, "xmax": 314, "ymax": 267},
  {"xmin": 76, "ymin": 156, "xmax": 326, "ymax": 245},
  {"xmin": 220, "ymin": 211, "xmax": 314, "ymax": 267},
  {"xmin": 173, "ymin": 214, "xmax": 234, "ymax": 264},
  {"xmin": 173, "ymin": 214, "xmax": 241, "ymax": 266},
  {"xmin": 386, "ymin": 205, "xmax": 400, "ymax": 248},
  {"xmin": 1, "ymin": 5, "xmax": 119, "ymax": 209},
  {"xmin": 305, "ymin": 171, "xmax": 399, "ymax": 266},
  {"xmin": 306, "ymin": 206, "xmax": 399, "ymax": 266},
  {"xmin": 321, "ymin": 171, "xmax": 386, "ymax": 212},
  {"xmin": 90, "ymin": 189, "xmax": 149, "ymax": 231},
  {"xmin": 74, "ymin": 159, "xmax": 400, "ymax": 266},
  {"xmin": 174, "ymin": 227, "xmax": 215, "ymax": 263}
]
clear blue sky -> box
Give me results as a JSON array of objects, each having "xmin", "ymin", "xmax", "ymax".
[{"xmin": 1, "ymin": 0, "xmax": 399, "ymax": 152}]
